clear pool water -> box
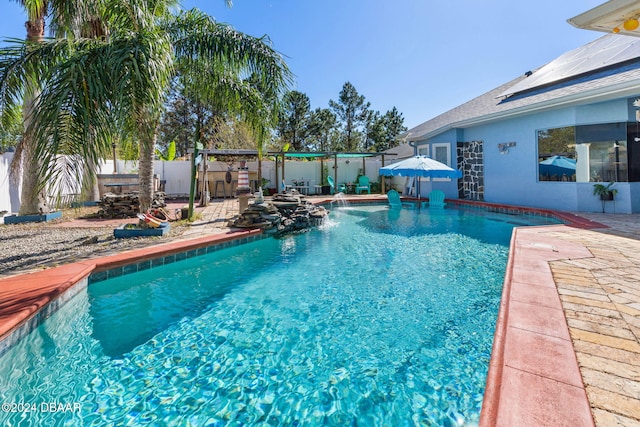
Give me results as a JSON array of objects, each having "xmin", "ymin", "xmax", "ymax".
[{"xmin": 0, "ymin": 205, "xmax": 560, "ymax": 426}]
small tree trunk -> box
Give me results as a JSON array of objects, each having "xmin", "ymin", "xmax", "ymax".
[
  {"xmin": 138, "ymin": 133, "xmax": 156, "ymax": 213},
  {"xmin": 19, "ymin": 17, "xmax": 49, "ymax": 215},
  {"xmin": 80, "ymin": 159, "xmax": 100, "ymax": 202}
]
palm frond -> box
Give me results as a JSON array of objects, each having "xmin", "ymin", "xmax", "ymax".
[{"xmin": 16, "ymin": 0, "xmax": 47, "ymax": 23}]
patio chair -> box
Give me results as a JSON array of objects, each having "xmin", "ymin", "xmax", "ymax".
[
  {"xmin": 327, "ymin": 176, "xmax": 346, "ymax": 194},
  {"xmin": 424, "ymin": 189, "xmax": 446, "ymax": 208},
  {"xmin": 327, "ymin": 176, "xmax": 336, "ymax": 194},
  {"xmin": 355, "ymin": 176, "xmax": 371, "ymax": 194},
  {"xmin": 387, "ymin": 189, "xmax": 414, "ymax": 208}
]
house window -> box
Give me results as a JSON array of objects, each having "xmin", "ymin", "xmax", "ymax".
[
  {"xmin": 537, "ymin": 126, "xmax": 577, "ymax": 181},
  {"xmin": 433, "ymin": 143, "xmax": 451, "ymax": 166},
  {"xmin": 417, "ymin": 146, "xmax": 429, "ymax": 156},
  {"xmin": 537, "ymin": 123, "xmax": 630, "ymax": 182}
]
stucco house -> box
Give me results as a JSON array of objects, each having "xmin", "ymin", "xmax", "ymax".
[{"xmin": 405, "ymin": 33, "xmax": 640, "ymax": 213}]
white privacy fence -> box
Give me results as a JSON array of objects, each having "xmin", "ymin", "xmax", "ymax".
[
  {"xmin": 1, "ymin": 154, "xmax": 392, "ymax": 213},
  {"xmin": 100, "ymin": 157, "xmax": 387, "ymax": 194},
  {"xmin": 0, "ymin": 152, "xmax": 19, "ymax": 214}
]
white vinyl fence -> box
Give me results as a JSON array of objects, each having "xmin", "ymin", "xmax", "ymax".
[
  {"xmin": 1, "ymin": 154, "xmax": 394, "ymax": 214},
  {"xmin": 0, "ymin": 152, "xmax": 19, "ymax": 214}
]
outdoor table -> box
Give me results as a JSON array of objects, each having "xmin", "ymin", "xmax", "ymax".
[
  {"xmin": 343, "ymin": 183, "xmax": 356, "ymax": 194},
  {"xmin": 293, "ymin": 185, "xmax": 309, "ymax": 195}
]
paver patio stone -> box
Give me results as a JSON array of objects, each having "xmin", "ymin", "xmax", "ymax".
[
  {"xmin": 567, "ymin": 318, "xmax": 637, "ymax": 340},
  {"xmin": 587, "ymin": 385, "xmax": 640, "ymax": 422},
  {"xmin": 573, "ymin": 339, "xmax": 639, "ymax": 365},
  {"xmin": 582, "ymin": 369, "xmax": 640, "ymax": 401},
  {"xmin": 591, "ymin": 408, "xmax": 640, "ymax": 427},
  {"xmin": 578, "ymin": 354, "xmax": 640, "ymax": 381}
]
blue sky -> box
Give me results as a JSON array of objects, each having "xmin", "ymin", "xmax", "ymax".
[{"xmin": 1, "ymin": 0, "xmax": 606, "ymax": 129}]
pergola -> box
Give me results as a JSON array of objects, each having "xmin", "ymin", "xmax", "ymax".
[
  {"xmin": 187, "ymin": 148, "xmax": 397, "ymax": 194},
  {"xmin": 272, "ymin": 151, "xmax": 396, "ymax": 193}
]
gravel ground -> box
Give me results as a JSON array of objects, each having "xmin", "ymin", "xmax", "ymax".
[{"xmin": 0, "ymin": 209, "xmax": 190, "ymax": 277}]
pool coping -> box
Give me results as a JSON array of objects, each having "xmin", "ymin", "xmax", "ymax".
[
  {"xmin": 479, "ymin": 225, "xmax": 598, "ymax": 426},
  {"xmin": 0, "ymin": 228, "xmax": 263, "ymax": 356},
  {"xmin": 0, "ymin": 199, "xmax": 608, "ymax": 424}
]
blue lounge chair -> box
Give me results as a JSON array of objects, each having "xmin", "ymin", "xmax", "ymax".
[
  {"xmin": 355, "ymin": 176, "xmax": 371, "ymax": 194},
  {"xmin": 424, "ymin": 190, "xmax": 446, "ymax": 208},
  {"xmin": 387, "ymin": 189, "xmax": 415, "ymax": 208},
  {"xmin": 327, "ymin": 176, "xmax": 336, "ymax": 194},
  {"xmin": 328, "ymin": 176, "xmax": 347, "ymax": 194}
]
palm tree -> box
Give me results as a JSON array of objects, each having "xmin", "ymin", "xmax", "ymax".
[
  {"xmin": 8, "ymin": 0, "xmax": 106, "ymax": 214},
  {"xmin": 10, "ymin": 0, "xmax": 50, "ymax": 215},
  {"xmin": 1, "ymin": 0, "xmax": 291, "ymax": 213}
]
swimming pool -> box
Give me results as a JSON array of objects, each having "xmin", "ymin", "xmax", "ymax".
[{"xmin": 0, "ymin": 205, "xmax": 561, "ymax": 426}]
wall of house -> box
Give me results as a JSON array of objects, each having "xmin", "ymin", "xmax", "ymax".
[
  {"xmin": 412, "ymin": 129, "xmax": 461, "ymax": 199},
  {"xmin": 457, "ymin": 140, "xmax": 484, "ymax": 200},
  {"xmin": 455, "ymin": 97, "xmax": 637, "ymax": 213}
]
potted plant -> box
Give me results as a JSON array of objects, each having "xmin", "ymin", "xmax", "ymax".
[
  {"xmin": 321, "ymin": 164, "xmax": 331, "ymax": 195},
  {"xmin": 593, "ymin": 181, "xmax": 617, "ymax": 212},
  {"xmin": 261, "ymin": 178, "xmax": 271, "ymax": 195}
]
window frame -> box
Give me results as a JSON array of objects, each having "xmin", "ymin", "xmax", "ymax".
[{"xmin": 432, "ymin": 143, "xmax": 452, "ymax": 182}]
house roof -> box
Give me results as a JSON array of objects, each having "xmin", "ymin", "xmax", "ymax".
[
  {"xmin": 406, "ymin": 34, "xmax": 640, "ymax": 142},
  {"xmin": 383, "ymin": 142, "xmax": 414, "ymax": 160}
]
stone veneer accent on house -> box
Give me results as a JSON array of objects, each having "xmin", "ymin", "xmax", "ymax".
[{"xmin": 457, "ymin": 140, "xmax": 484, "ymax": 200}]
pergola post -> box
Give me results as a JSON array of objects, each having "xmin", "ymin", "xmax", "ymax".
[
  {"xmin": 381, "ymin": 154, "xmax": 386, "ymax": 194},
  {"xmin": 333, "ymin": 153, "xmax": 338, "ymax": 188},
  {"xmin": 281, "ymin": 152, "xmax": 286, "ymax": 192}
]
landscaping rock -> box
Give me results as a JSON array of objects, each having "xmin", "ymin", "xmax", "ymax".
[{"xmin": 231, "ymin": 191, "xmax": 329, "ymax": 236}]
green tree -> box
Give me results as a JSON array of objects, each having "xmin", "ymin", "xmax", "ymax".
[
  {"xmin": 276, "ymin": 90, "xmax": 310, "ymax": 151},
  {"xmin": 0, "ymin": 1, "xmax": 291, "ymax": 213},
  {"xmin": 0, "ymin": 104, "xmax": 21, "ymax": 152},
  {"xmin": 8, "ymin": 0, "xmax": 50, "ymax": 214},
  {"xmin": 306, "ymin": 107, "xmax": 337, "ymax": 151},
  {"xmin": 329, "ymin": 82, "xmax": 370, "ymax": 152},
  {"xmin": 7, "ymin": 0, "xmax": 108, "ymax": 213},
  {"xmin": 373, "ymin": 107, "xmax": 407, "ymax": 152},
  {"xmin": 364, "ymin": 107, "xmax": 407, "ymax": 152},
  {"xmin": 158, "ymin": 88, "xmax": 202, "ymax": 157},
  {"xmin": 363, "ymin": 110, "xmax": 383, "ymax": 151},
  {"xmin": 155, "ymin": 140, "xmax": 176, "ymax": 161}
]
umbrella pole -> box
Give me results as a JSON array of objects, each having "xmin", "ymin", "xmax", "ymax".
[{"xmin": 381, "ymin": 155, "xmax": 386, "ymax": 194}]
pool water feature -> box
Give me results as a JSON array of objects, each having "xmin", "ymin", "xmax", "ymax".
[{"xmin": 0, "ymin": 205, "xmax": 561, "ymax": 426}]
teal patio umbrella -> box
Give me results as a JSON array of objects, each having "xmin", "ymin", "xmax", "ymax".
[{"xmin": 379, "ymin": 156, "xmax": 462, "ymax": 198}]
